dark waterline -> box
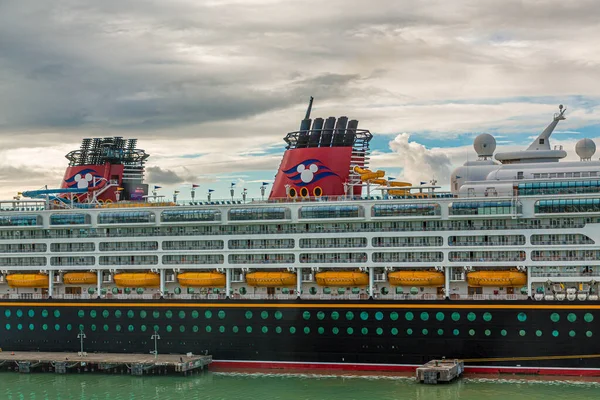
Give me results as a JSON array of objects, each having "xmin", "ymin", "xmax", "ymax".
[{"xmin": 2, "ymin": 370, "xmax": 600, "ymax": 400}]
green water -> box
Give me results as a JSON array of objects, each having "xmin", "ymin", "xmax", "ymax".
[{"xmin": 1, "ymin": 371, "xmax": 599, "ymax": 400}]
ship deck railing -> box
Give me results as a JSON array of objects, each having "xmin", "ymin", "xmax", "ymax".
[{"xmin": 0, "ymin": 293, "xmax": 538, "ymax": 301}]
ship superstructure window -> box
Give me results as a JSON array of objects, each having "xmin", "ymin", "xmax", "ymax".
[
  {"xmin": 163, "ymin": 254, "xmax": 224, "ymax": 264},
  {"xmin": 372, "ymin": 203, "xmax": 440, "ymax": 217},
  {"xmin": 99, "ymin": 241, "xmax": 159, "ymax": 251},
  {"xmin": 98, "ymin": 211, "xmax": 155, "ymax": 224},
  {"xmin": 372, "ymin": 252, "xmax": 443, "ymax": 262},
  {"xmin": 0, "ymin": 215, "xmax": 41, "ymax": 227},
  {"xmin": 229, "ymin": 239, "xmax": 294, "ymax": 249},
  {"xmin": 530, "ymin": 234, "xmax": 594, "ymax": 245},
  {"xmin": 449, "ymin": 201, "xmax": 516, "ymax": 215},
  {"xmin": 531, "ymin": 250, "xmax": 600, "ymax": 261},
  {"xmin": 449, "ymin": 251, "xmax": 525, "ymax": 262},
  {"xmin": 51, "ymin": 243, "xmax": 95, "ymax": 252},
  {"xmin": 0, "ymin": 243, "xmax": 46, "ymax": 253},
  {"xmin": 99, "ymin": 255, "xmax": 158, "ymax": 265},
  {"xmin": 448, "ymin": 235, "xmax": 525, "ymax": 246},
  {"xmin": 535, "ymin": 199, "xmax": 600, "ymax": 213},
  {"xmin": 163, "ymin": 240, "xmax": 224, "ymax": 250},
  {"xmin": 519, "ymin": 180, "xmax": 600, "ymax": 196},
  {"xmin": 161, "ymin": 209, "xmax": 221, "ymax": 222},
  {"xmin": 373, "ymin": 236, "xmax": 443, "ymax": 247},
  {"xmin": 50, "ymin": 256, "xmax": 95, "ymax": 266},
  {"xmin": 228, "ymin": 207, "xmax": 290, "ymax": 221},
  {"xmin": 300, "ymin": 205, "xmax": 363, "ymax": 219},
  {"xmin": 229, "ymin": 254, "xmax": 294, "ymax": 264},
  {"xmin": 300, "ymin": 238, "xmax": 367, "ymax": 248},
  {"xmin": 50, "ymin": 213, "xmax": 90, "ymax": 225},
  {"xmin": 0, "ymin": 256, "xmax": 46, "ymax": 266},
  {"xmin": 300, "ymin": 252, "xmax": 367, "ymax": 263}
]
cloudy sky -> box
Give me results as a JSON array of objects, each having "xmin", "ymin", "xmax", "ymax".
[{"xmin": 1, "ymin": 0, "xmax": 600, "ymax": 200}]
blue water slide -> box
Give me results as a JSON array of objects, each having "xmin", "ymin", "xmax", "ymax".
[{"xmin": 21, "ymin": 187, "xmax": 89, "ymax": 198}]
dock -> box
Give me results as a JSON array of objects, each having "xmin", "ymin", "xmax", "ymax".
[
  {"xmin": 0, "ymin": 352, "xmax": 212, "ymax": 376},
  {"xmin": 416, "ymin": 359, "xmax": 464, "ymax": 384}
]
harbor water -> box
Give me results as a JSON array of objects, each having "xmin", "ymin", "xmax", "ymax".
[{"xmin": 2, "ymin": 370, "xmax": 600, "ymax": 400}]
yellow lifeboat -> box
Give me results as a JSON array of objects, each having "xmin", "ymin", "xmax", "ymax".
[
  {"xmin": 467, "ymin": 270, "xmax": 527, "ymax": 287},
  {"xmin": 387, "ymin": 271, "xmax": 445, "ymax": 286},
  {"xmin": 246, "ymin": 272, "xmax": 297, "ymax": 287},
  {"xmin": 177, "ymin": 272, "xmax": 225, "ymax": 287},
  {"xmin": 315, "ymin": 271, "xmax": 368, "ymax": 287},
  {"xmin": 6, "ymin": 273, "xmax": 48, "ymax": 288},
  {"xmin": 113, "ymin": 272, "xmax": 160, "ymax": 288},
  {"xmin": 63, "ymin": 272, "xmax": 97, "ymax": 285}
]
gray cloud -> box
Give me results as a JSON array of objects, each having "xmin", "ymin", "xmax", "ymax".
[{"xmin": 146, "ymin": 166, "xmax": 195, "ymax": 185}]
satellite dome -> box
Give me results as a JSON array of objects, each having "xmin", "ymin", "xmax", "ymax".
[
  {"xmin": 575, "ymin": 138, "xmax": 596, "ymax": 160},
  {"xmin": 473, "ymin": 133, "xmax": 496, "ymax": 158}
]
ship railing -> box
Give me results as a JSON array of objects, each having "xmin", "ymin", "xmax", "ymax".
[
  {"xmin": 301, "ymin": 294, "xmax": 363, "ymax": 300},
  {"xmin": 385, "ymin": 294, "xmax": 446, "ymax": 301},
  {"xmin": 449, "ymin": 294, "xmax": 528, "ymax": 301},
  {"xmin": 531, "ymin": 271, "xmax": 598, "ymax": 277},
  {"xmin": 233, "ymin": 294, "xmax": 296, "ymax": 300},
  {"xmin": 107, "ymin": 294, "xmax": 156, "ymax": 300},
  {"xmin": 175, "ymin": 294, "xmax": 228, "ymax": 300}
]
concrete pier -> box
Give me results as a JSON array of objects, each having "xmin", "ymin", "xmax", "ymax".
[
  {"xmin": 416, "ymin": 359, "xmax": 464, "ymax": 384},
  {"xmin": 0, "ymin": 352, "xmax": 212, "ymax": 376}
]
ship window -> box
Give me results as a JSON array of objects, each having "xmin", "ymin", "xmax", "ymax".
[
  {"xmin": 50, "ymin": 213, "xmax": 90, "ymax": 225},
  {"xmin": 539, "ymin": 139, "xmax": 545, "ymax": 144},
  {"xmin": 98, "ymin": 211, "xmax": 154, "ymax": 224},
  {"xmin": 161, "ymin": 209, "xmax": 220, "ymax": 222},
  {"xmin": 0, "ymin": 215, "xmax": 41, "ymax": 227},
  {"xmin": 299, "ymin": 205, "xmax": 363, "ymax": 219},
  {"xmin": 449, "ymin": 201, "xmax": 514, "ymax": 216},
  {"xmin": 372, "ymin": 203, "xmax": 440, "ymax": 217},
  {"xmin": 228, "ymin": 207, "xmax": 289, "ymax": 221}
]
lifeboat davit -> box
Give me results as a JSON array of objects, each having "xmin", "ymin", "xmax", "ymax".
[
  {"xmin": 246, "ymin": 272, "xmax": 297, "ymax": 287},
  {"xmin": 6, "ymin": 273, "xmax": 48, "ymax": 288},
  {"xmin": 177, "ymin": 272, "xmax": 225, "ymax": 287},
  {"xmin": 63, "ymin": 272, "xmax": 97, "ymax": 285},
  {"xmin": 114, "ymin": 272, "xmax": 160, "ymax": 288},
  {"xmin": 315, "ymin": 271, "xmax": 368, "ymax": 287},
  {"xmin": 387, "ymin": 271, "xmax": 444, "ymax": 286},
  {"xmin": 467, "ymin": 270, "xmax": 527, "ymax": 287}
]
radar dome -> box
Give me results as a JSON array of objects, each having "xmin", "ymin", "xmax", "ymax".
[
  {"xmin": 473, "ymin": 133, "xmax": 496, "ymax": 157},
  {"xmin": 576, "ymin": 138, "xmax": 596, "ymax": 160}
]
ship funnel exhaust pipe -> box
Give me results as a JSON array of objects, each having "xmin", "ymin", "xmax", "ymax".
[
  {"xmin": 321, "ymin": 117, "xmax": 336, "ymax": 147},
  {"xmin": 333, "ymin": 116, "xmax": 348, "ymax": 147},
  {"xmin": 345, "ymin": 119, "xmax": 359, "ymax": 147},
  {"xmin": 309, "ymin": 117, "xmax": 324, "ymax": 148}
]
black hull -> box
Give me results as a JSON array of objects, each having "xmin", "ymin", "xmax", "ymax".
[{"xmin": 1, "ymin": 299, "xmax": 599, "ymax": 370}]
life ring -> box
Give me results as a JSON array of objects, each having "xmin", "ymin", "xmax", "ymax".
[
  {"xmin": 104, "ymin": 199, "xmax": 113, "ymax": 204},
  {"xmin": 300, "ymin": 187, "xmax": 309, "ymax": 198},
  {"xmin": 313, "ymin": 186, "xmax": 323, "ymax": 197}
]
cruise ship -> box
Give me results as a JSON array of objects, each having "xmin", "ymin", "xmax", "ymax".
[{"xmin": 1, "ymin": 100, "xmax": 600, "ymax": 376}]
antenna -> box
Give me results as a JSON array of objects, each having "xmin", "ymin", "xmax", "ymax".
[{"xmin": 304, "ymin": 96, "xmax": 314, "ymax": 120}]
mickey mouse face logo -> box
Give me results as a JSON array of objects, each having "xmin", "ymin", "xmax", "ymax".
[
  {"xmin": 297, "ymin": 163, "xmax": 318, "ymax": 183},
  {"xmin": 74, "ymin": 173, "xmax": 94, "ymax": 189}
]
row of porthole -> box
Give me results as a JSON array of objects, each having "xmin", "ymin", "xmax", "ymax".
[
  {"xmin": 4, "ymin": 309, "xmax": 596, "ymax": 324},
  {"xmin": 3, "ymin": 323, "xmax": 594, "ymax": 338}
]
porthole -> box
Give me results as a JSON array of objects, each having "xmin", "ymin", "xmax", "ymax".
[
  {"xmin": 436, "ymin": 312, "xmax": 444, "ymax": 322},
  {"xmin": 405, "ymin": 312, "xmax": 414, "ymax": 321},
  {"xmin": 483, "ymin": 312, "xmax": 492, "ymax": 322}
]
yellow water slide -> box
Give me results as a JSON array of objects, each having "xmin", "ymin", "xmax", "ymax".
[{"xmin": 352, "ymin": 166, "xmax": 412, "ymax": 193}]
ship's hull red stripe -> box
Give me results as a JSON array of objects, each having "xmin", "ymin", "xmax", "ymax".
[{"xmin": 211, "ymin": 360, "xmax": 600, "ymax": 376}]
